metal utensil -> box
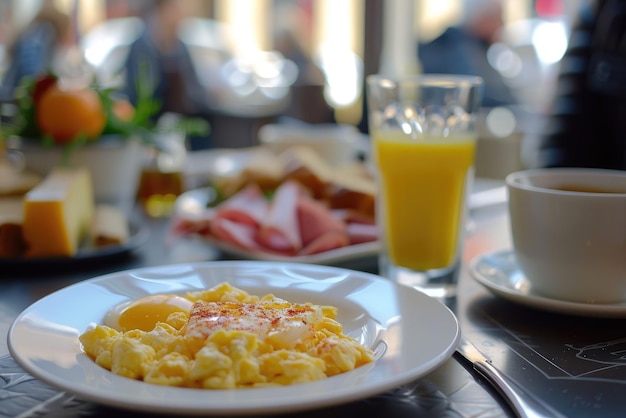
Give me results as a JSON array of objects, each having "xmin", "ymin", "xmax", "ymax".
[{"xmin": 456, "ymin": 336, "xmax": 567, "ymax": 418}]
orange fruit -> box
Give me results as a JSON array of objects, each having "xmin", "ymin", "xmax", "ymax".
[
  {"xmin": 112, "ymin": 99, "xmax": 135, "ymax": 121},
  {"xmin": 36, "ymin": 84, "xmax": 106, "ymax": 144}
]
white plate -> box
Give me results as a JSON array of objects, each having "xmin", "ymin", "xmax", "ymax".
[
  {"xmin": 469, "ymin": 250, "xmax": 626, "ymax": 318},
  {"xmin": 8, "ymin": 261, "xmax": 459, "ymax": 416},
  {"xmin": 174, "ymin": 187, "xmax": 380, "ymax": 266}
]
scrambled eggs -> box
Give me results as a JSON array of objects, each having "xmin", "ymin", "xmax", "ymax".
[{"xmin": 79, "ymin": 282, "xmax": 374, "ymax": 389}]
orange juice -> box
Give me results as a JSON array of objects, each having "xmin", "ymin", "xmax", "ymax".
[{"xmin": 373, "ymin": 131, "xmax": 475, "ymax": 271}]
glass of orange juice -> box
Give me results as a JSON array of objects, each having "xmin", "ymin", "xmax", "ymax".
[{"xmin": 366, "ymin": 74, "xmax": 483, "ymax": 299}]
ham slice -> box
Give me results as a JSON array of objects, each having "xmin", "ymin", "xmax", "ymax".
[
  {"xmin": 255, "ymin": 181, "xmax": 303, "ymax": 255},
  {"xmin": 300, "ymin": 230, "xmax": 350, "ymax": 255},
  {"xmin": 170, "ymin": 208, "xmax": 215, "ymax": 238},
  {"xmin": 214, "ymin": 183, "xmax": 268, "ymax": 228},
  {"xmin": 211, "ymin": 218, "xmax": 260, "ymax": 251},
  {"xmin": 297, "ymin": 196, "xmax": 346, "ymax": 246},
  {"xmin": 171, "ymin": 216, "xmax": 211, "ymax": 237}
]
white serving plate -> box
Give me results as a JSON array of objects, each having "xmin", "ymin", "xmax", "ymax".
[{"xmin": 9, "ymin": 261, "xmax": 459, "ymax": 416}]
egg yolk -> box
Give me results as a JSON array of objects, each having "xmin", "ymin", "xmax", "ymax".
[{"xmin": 117, "ymin": 294, "xmax": 193, "ymax": 332}]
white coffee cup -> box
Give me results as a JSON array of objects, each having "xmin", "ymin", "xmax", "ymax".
[{"xmin": 506, "ymin": 168, "xmax": 626, "ymax": 304}]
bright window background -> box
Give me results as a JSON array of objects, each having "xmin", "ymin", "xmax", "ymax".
[{"xmin": 0, "ymin": 0, "xmax": 583, "ymax": 124}]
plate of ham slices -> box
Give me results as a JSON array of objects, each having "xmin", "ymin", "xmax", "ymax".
[
  {"xmin": 175, "ymin": 144, "xmax": 379, "ymax": 266},
  {"xmin": 171, "ymin": 183, "xmax": 379, "ymax": 265}
]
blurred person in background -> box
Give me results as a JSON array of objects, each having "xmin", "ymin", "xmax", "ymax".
[
  {"xmin": 122, "ymin": 0, "xmax": 209, "ymax": 121},
  {"xmin": 418, "ymin": 0, "xmax": 517, "ymax": 108},
  {"xmin": 535, "ymin": 0, "xmax": 626, "ymax": 170},
  {"xmin": 0, "ymin": 0, "xmax": 72, "ymax": 101},
  {"xmin": 272, "ymin": 0, "xmax": 333, "ymax": 124},
  {"xmin": 104, "ymin": 0, "xmax": 135, "ymax": 19}
]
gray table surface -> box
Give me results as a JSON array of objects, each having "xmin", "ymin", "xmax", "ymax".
[{"xmin": 2, "ymin": 181, "xmax": 624, "ymax": 417}]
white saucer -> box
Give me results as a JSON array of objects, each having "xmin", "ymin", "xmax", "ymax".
[{"xmin": 469, "ymin": 250, "xmax": 626, "ymax": 318}]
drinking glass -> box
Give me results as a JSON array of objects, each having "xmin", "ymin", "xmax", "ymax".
[
  {"xmin": 136, "ymin": 115, "xmax": 187, "ymax": 218},
  {"xmin": 366, "ymin": 74, "xmax": 483, "ymax": 298}
]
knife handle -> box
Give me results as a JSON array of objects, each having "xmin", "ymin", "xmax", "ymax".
[{"xmin": 473, "ymin": 359, "xmax": 566, "ymax": 418}]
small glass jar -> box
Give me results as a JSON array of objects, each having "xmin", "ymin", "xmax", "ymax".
[{"xmin": 136, "ymin": 126, "xmax": 186, "ymax": 218}]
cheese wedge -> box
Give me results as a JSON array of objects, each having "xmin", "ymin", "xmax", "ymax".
[{"xmin": 23, "ymin": 167, "xmax": 94, "ymax": 257}]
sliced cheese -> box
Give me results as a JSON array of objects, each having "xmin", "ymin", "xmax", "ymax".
[
  {"xmin": 23, "ymin": 167, "xmax": 94, "ymax": 257},
  {"xmin": 93, "ymin": 204, "xmax": 129, "ymax": 247}
]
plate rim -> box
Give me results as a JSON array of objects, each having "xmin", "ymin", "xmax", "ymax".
[
  {"xmin": 202, "ymin": 234, "xmax": 380, "ymax": 264},
  {"xmin": 8, "ymin": 260, "xmax": 460, "ymax": 416},
  {"xmin": 469, "ymin": 249, "xmax": 626, "ymax": 318}
]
